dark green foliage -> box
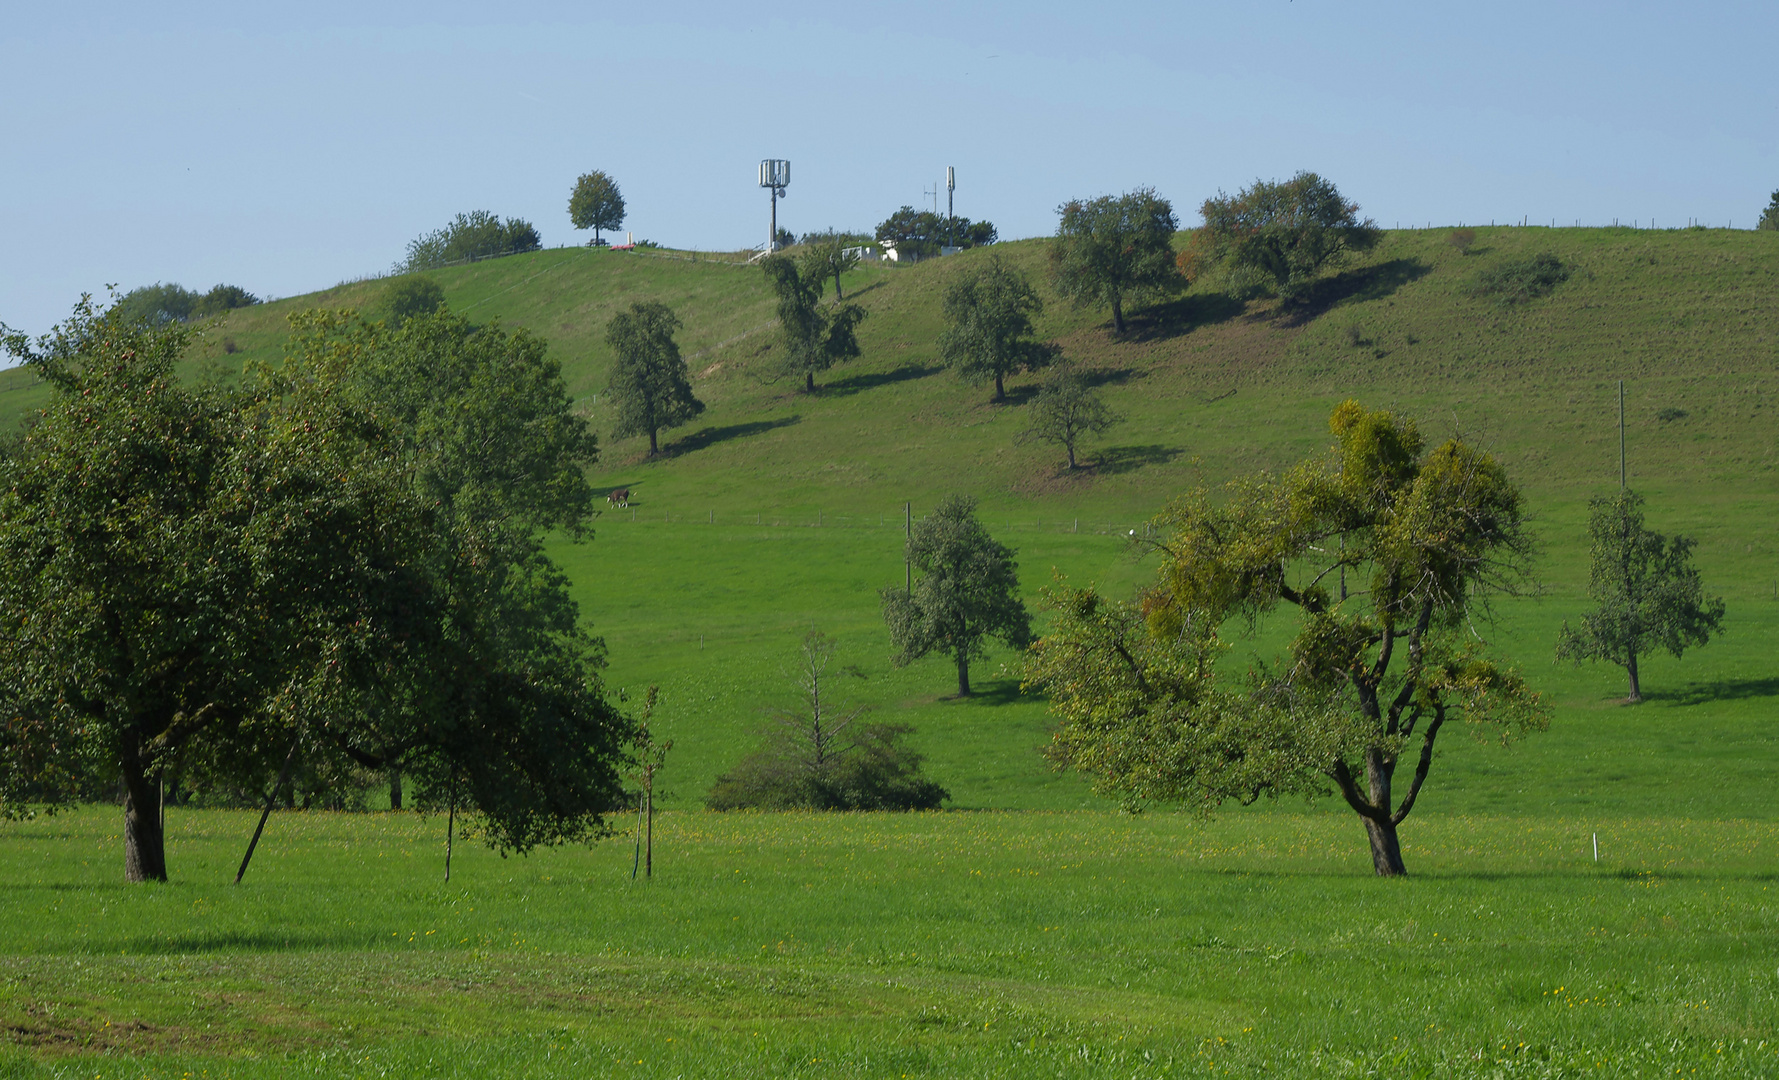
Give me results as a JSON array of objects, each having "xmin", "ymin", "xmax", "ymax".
[
  {"xmin": 382, "ymin": 276, "xmax": 446, "ymax": 330},
  {"xmin": 398, "ymin": 211, "xmax": 543, "ymax": 273},
  {"xmin": 938, "ymin": 255, "xmax": 1056, "ymax": 401},
  {"xmin": 569, "ymin": 171, "xmax": 625, "ymax": 241},
  {"xmin": 1018, "ymin": 365, "xmax": 1120, "ymax": 468},
  {"xmin": 604, "ymin": 301, "xmax": 703, "ymax": 455},
  {"xmin": 1025, "ymin": 401, "xmax": 1547, "ymax": 876},
  {"xmin": 0, "ymin": 299, "xmax": 627, "ymax": 878},
  {"xmin": 798, "ymin": 228, "xmax": 871, "ymax": 246},
  {"xmin": 1049, "ymin": 188, "xmax": 1180, "ymax": 332},
  {"xmin": 1556, "ymin": 489, "xmax": 1725, "ymax": 702},
  {"xmin": 1470, "ymin": 252, "xmax": 1571, "ymax": 305},
  {"xmin": 882, "ymin": 496, "xmax": 1032, "ymax": 697},
  {"xmin": 760, "ymin": 255, "xmax": 867, "ymax": 392},
  {"xmin": 706, "ymin": 631, "xmax": 946, "ymax": 811},
  {"xmin": 112, "ymin": 283, "xmax": 261, "ymax": 326},
  {"xmin": 1183, "ymin": 172, "xmax": 1382, "ymax": 301},
  {"xmin": 798, "ymin": 239, "xmax": 860, "ymax": 300},
  {"xmin": 1757, "ymin": 189, "xmax": 1779, "ymax": 231},
  {"xmin": 875, "ymin": 207, "xmax": 945, "ymax": 260},
  {"xmin": 111, "ymin": 283, "xmax": 200, "ymax": 326}
]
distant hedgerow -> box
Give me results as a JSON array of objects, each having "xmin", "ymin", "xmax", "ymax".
[
  {"xmin": 397, "ymin": 211, "xmax": 542, "ymax": 273},
  {"xmin": 1469, "ymin": 252, "xmax": 1571, "ymax": 305}
]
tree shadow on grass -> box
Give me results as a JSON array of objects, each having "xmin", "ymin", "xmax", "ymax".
[
  {"xmin": 1090, "ymin": 444, "xmax": 1183, "ymax": 475},
  {"xmin": 121, "ymin": 930, "xmax": 362, "ymax": 954},
  {"xmin": 661, "ymin": 415, "xmax": 800, "ymax": 457},
  {"xmin": 953, "ymin": 677, "xmax": 1026, "ymax": 707},
  {"xmin": 1268, "ymin": 257, "xmax": 1433, "ymax": 327},
  {"xmin": 1118, "ymin": 293, "xmax": 1247, "ymax": 343},
  {"xmin": 1000, "ymin": 366, "xmax": 1141, "ymax": 408},
  {"xmin": 823, "ymin": 363, "xmax": 944, "ymax": 398},
  {"xmin": 1642, "ymin": 676, "xmax": 1779, "ymax": 707}
]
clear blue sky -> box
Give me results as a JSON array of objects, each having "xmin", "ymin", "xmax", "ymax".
[{"xmin": 4, "ymin": 0, "xmax": 1774, "ymax": 339}]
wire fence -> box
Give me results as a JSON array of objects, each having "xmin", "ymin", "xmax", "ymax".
[{"xmin": 601, "ymin": 504, "xmax": 1156, "ymax": 539}]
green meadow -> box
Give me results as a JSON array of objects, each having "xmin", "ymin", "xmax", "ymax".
[{"xmin": 3, "ymin": 225, "xmax": 1777, "ymax": 1076}]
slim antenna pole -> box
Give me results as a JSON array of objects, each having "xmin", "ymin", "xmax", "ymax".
[
  {"xmin": 1618, "ymin": 380, "xmax": 1626, "ymax": 489},
  {"xmin": 904, "ymin": 502, "xmax": 912, "ymax": 592}
]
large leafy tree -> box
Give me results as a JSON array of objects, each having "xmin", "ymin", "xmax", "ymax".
[
  {"xmin": 1024, "ymin": 401, "xmax": 1547, "ymax": 876},
  {"xmin": 603, "ymin": 302, "xmax": 704, "ymax": 455},
  {"xmin": 882, "ymin": 496, "xmax": 1032, "ymax": 696},
  {"xmin": 798, "ymin": 239, "xmax": 861, "ymax": 300},
  {"xmin": 761, "ymin": 255, "xmax": 867, "ymax": 393},
  {"xmin": 1049, "ymin": 188, "xmax": 1180, "ymax": 333},
  {"xmin": 0, "ymin": 300, "xmax": 629, "ymax": 881},
  {"xmin": 1556, "ymin": 489, "xmax": 1725, "ymax": 702},
  {"xmin": 1757, "ymin": 189, "xmax": 1779, "ymax": 231},
  {"xmin": 937, "ymin": 254, "xmax": 1057, "ymax": 401},
  {"xmin": 1181, "ymin": 171, "xmax": 1381, "ymax": 301},
  {"xmin": 569, "ymin": 171, "xmax": 626, "ymax": 243}
]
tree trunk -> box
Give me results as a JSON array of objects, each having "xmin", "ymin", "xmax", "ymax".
[
  {"xmin": 388, "ymin": 765, "xmax": 403, "ymax": 810},
  {"xmin": 121, "ymin": 749, "xmax": 167, "ymax": 883},
  {"xmin": 1110, "ymin": 297, "xmax": 1126, "ymax": 334},
  {"xmin": 805, "ymin": 371, "xmax": 816, "ymax": 394},
  {"xmin": 1066, "ymin": 440, "xmax": 1078, "ymax": 469},
  {"xmin": 1625, "ymin": 650, "xmax": 1642, "ymax": 702},
  {"xmin": 1363, "ymin": 747, "xmax": 1406, "ymax": 876},
  {"xmin": 994, "ymin": 371, "xmax": 1005, "ymax": 401},
  {"xmin": 648, "ymin": 427, "xmax": 659, "ymax": 455},
  {"xmin": 834, "ymin": 274, "xmax": 844, "ymax": 301},
  {"xmin": 1363, "ymin": 816, "xmax": 1407, "ymax": 876},
  {"xmin": 956, "ymin": 651, "xmax": 971, "ymax": 696}
]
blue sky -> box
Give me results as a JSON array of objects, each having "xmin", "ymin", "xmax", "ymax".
[{"xmin": 3, "ymin": 0, "xmax": 1774, "ymax": 338}]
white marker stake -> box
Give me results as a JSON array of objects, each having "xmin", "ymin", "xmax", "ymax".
[{"xmin": 1593, "ymin": 833, "xmax": 1599, "ymax": 863}]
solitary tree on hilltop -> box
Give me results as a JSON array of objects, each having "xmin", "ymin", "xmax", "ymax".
[
  {"xmin": 570, "ymin": 171, "xmax": 626, "ymax": 244},
  {"xmin": 761, "ymin": 255, "xmax": 867, "ymax": 393},
  {"xmin": 1024, "ymin": 401, "xmax": 1547, "ymax": 876},
  {"xmin": 1049, "ymin": 188, "xmax": 1180, "ymax": 333},
  {"xmin": 1180, "ymin": 172, "xmax": 1381, "ymax": 301},
  {"xmin": 605, "ymin": 302, "xmax": 703, "ymax": 455},
  {"xmin": 1556, "ymin": 489, "xmax": 1725, "ymax": 702},
  {"xmin": 882, "ymin": 496, "xmax": 1032, "ymax": 697},
  {"xmin": 938, "ymin": 254, "xmax": 1057, "ymax": 401}
]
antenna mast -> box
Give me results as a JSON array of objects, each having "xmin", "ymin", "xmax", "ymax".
[
  {"xmin": 946, "ymin": 166, "xmax": 955, "ymax": 247},
  {"xmin": 759, "ymin": 159, "xmax": 790, "ymax": 251}
]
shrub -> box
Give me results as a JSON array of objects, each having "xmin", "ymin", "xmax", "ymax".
[
  {"xmin": 111, "ymin": 283, "xmax": 200, "ymax": 326},
  {"xmin": 1469, "ymin": 252, "xmax": 1571, "ymax": 305},
  {"xmin": 705, "ymin": 630, "xmax": 948, "ymax": 811},
  {"xmin": 397, "ymin": 211, "xmax": 543, "ymax": 273},
  {"xmin": 1448, "ymin": 228, "xmax": 1477, "ymax": 253}
]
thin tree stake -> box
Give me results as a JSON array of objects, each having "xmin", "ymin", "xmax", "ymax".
[
  {"xmin": 235, "ymin": 735, "xmax": 301, "ymax": 885},
  {"xmin": 445, "ymin": 774, "xmax": 457, "ymax": 882}
]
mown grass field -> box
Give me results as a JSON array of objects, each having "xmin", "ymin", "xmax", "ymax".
[
  {"xmin": 2, "ymin": 806, "xmax": 1776, "ymax": 1078},
  {"xmin": 3, "ymin": 226, "xmax": 1776, "ymax": 1076}
]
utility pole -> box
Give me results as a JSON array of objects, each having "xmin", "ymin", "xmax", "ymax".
[
  {"xmin": 946, "ymin": 166, "xmax": 955, "ymax": 247},
  {"xmin": 1618, "ymin": 379, "xmax": 1626, "ymax": 489},
  {"xmin": 904, "ymin": 502, "xmax": 912, "ymax": 592}
]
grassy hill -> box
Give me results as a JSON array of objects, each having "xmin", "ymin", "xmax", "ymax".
[{"xmin": 4, "ymin": 228, "xmax": 1776, "ymax": 812}]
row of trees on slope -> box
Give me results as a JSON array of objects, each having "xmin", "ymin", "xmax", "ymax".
[{"xmin": 0, "ymin": 298, "xmax": 632, "ymax": 882}]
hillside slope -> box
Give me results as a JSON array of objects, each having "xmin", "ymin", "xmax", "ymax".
[{"xmin": 4, "ymin": 228, "xmax": 1775, "ymax": 811}]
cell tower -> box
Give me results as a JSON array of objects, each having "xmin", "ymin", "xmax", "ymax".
[
  {"xmin": 946, "ymin": 166, "xmax": 955, "ymax": 247},
  {"xmin": 759, "ymin": 159, "xmax": 790, "ymax": 251}
]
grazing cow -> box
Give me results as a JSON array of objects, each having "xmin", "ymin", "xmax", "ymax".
[{"xmin": 607, "ymin": 488, "xmax": 630, "ymax": 509}]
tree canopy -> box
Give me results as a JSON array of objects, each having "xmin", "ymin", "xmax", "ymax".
[
  {"xmin": 874, "ymin": 207, "xmax": 995, "ymax": 260},
  {"xmin": 882, "ymin": 496, "xmax": 1032, "ymax": 696},
  {"xmin": 1018, "ymin": 365, "xmax": 1120, "ymax": 469},
  {"xmin": 798, "ymin": 239, "xmax": 861, "ymax": 300},
  {"xmin": 761, "ymin": 255, "xmax": 867, "ymax": 392},
  {"xmin": 569, "ymin": 171, "xmax": 626, "ymax": 241},
  {"xmin": 1556, "ymin": 489, "xmax": 1725, "ymax": 701},
  {"xmin": 381, "ymin": 276, "xmax": 446, "ymax": 330},
  {"xmin": 0, "ymin": 299, "xmax": 628, "ymax": 881},
  {"xmin": 1179, "ymin": 171, "xmax": 1381, "ymax": 301},
  {"xmin": 604, "ymin": 301, "xmax": 704, "ymax": 455},
  {"xmin": 937, "ymin": 254, "xmax": 1057, "ymax": 401},
  {"xmin": 1024, "ymin": 401, "xmax": 1547, "ymax": 876},
  {"xmin": 397, "ymin": 211, "xmax": 542, "ymax": 273},
  {"xmin": 1049, "ymin": 188, "xmax": 1180, "ymax": 333},
  {"xmin": 1758, "ymin": 189, "xmax": 1779, "ymax": 231},
  {"xmin": 111, "ymin": 282, "xmax": 260, "ymax": 327}
]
